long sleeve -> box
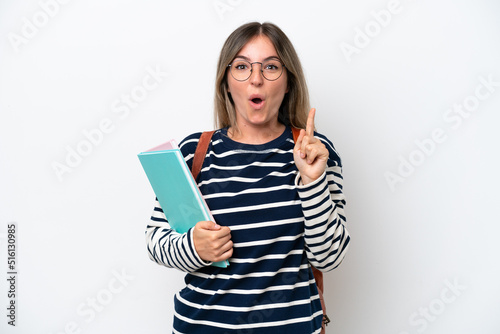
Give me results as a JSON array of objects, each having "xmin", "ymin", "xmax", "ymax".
[
  {"xmin": 145, "ymin": 198, "xmax": 210, "ymax": 273},
  {"xmin": 145, "ymin": 128, "xmax": 340, "ymax": 333},
  {"xmin": 295, "ymin": 135, "xmax": 350, "ymax": 272}
]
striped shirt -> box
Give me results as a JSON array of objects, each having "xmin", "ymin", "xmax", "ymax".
[{"xmin": 145, "ymin": 126, "xmax": 350, "ymax": 333}]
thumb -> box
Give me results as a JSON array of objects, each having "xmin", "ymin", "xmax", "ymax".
[{"xmin": 196, "ymin": 221, "xmax": 221, "ymax": 231}]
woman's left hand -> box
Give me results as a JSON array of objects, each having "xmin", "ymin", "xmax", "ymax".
[{"xmin": 293, "ymin": 108, "xmax": 329, "ymax": 185}]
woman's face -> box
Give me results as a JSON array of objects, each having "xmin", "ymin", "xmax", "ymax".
[{"xmin": 227, "ymin": 35, "xmax": 288, "ymax": 130}]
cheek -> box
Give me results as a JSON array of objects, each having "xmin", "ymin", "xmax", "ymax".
[
  {"xmin": 227, "ymin": 79, "xmax": 240, "ymax": 96},
  {"xmin": 273, "ymin": 76, "xmax": 288, "ymax": 97},
  {"xmin": 229, "ymin": 84, "xmax": 249, "ymax": 105},
  {"xmin": 272, "ymin": 83, "xmax": 288, "ymax": 103}
]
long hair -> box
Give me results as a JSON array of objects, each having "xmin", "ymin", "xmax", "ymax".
[{"xmin": 214, "ymin": 22, "xmax": 310, "ymax": 130}]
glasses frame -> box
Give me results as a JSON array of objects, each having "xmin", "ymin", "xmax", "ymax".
[{"xmin": 227, "ymin": 59, "xmax": 286, "ymax": 82}]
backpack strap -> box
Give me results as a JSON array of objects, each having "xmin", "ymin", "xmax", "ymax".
[
  {"xmin": 312, "ymin": 267, "xmax": 329, "ymax": 331},
  {"xmin": 191, "ymin": 130, "xmax": 215, "ymax": 180},
  {"xmin": 291, "ymin": 126, "xmax": 301, "ymax": 143},
  {"xmin": 192, "ymin": 127, "xmax": 329, "ymax": 331}
]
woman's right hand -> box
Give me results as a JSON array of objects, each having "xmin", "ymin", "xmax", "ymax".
[{"xmin": 193, "ymin": 221, "xmax": 233, "ymax": 263}]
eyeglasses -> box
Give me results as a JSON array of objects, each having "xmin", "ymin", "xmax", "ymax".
[{"xmin": 227, "ymin": 59, "xmax": 286, "ymax": 82}]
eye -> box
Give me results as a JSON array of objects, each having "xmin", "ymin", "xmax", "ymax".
[
  {"xmin": 232, "ymin": 61, "xmax": 249, "ymax": 71},
  {"xmin": 264, "ymin": 62, "xmax": 280, "ymax": 71}
]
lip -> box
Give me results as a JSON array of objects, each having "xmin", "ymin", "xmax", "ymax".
[{"xmin": 248, "ymin": 94, "xmax": 265, "ymax": 110}]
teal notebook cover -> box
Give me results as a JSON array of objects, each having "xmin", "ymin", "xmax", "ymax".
[{"xmin": 138, "ymin": 141, "xmax": 229, "ymax": 268}]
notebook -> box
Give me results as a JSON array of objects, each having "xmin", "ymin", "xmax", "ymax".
[{"xmin": 138, "ymin": 140, "xmax": 229, "ymax": 268}]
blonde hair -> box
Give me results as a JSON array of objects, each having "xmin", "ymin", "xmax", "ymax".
[{"xmin": 214, "ymin": 22, "xmax": 310, "ymax": 130}]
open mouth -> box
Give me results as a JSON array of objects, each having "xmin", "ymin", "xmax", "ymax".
[{"xmin": 249, "ymin": 95, "xmax": 265, "ymax": 109}]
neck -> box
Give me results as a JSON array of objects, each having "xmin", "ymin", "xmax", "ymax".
[{"xmin": 228, "ymin": 122, "xmax": 285, "ymax": 145}]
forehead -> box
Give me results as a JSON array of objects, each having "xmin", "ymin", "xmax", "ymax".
[{"xmin": 235, "ymin": 35, "xmax": 279, "ymax": 60}]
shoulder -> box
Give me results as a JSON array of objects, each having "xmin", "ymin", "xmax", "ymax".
[
  {"xmin": 179, "ymin": 132, "xmax": 203, "ymax": 155},
  {"xmin": 178, "ymin": 132, "xmax": 202, "ymax": 161},
  {"xmin": 178, "ymin": 129, "xmax": 222, "ymax": 159},
  {"xmin": 314, "ymin": 131, "xmax": 342, "ymax": 167}
]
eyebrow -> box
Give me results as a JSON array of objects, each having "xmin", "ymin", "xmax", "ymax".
[{"xmin": 233, "ymin": 55, "xmax": 281, "ymax": 62}]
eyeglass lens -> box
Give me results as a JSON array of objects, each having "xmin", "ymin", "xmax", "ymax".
[{"xmin": 230, "ymin": 60, "xmax": 284, "ymax": 81}]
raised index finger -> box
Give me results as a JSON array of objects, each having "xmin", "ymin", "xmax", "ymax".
[{"xmin": 306, "ymin": 108, "xmax": 316, "ymax": 137}]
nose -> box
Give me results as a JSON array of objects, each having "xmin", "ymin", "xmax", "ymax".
[{"xmin": 249, "ymin": 62, "xmax": 264, "ymax": 86}]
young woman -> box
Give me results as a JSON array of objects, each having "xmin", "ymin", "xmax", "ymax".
[{"xmin": 146, "ymin": 22, "xmax": 350, "ymax": 333}]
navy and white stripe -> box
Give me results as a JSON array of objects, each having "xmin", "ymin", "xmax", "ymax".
[{"xmin": 145, "ymin": 126, "xmax": 350, "ymax": 333}]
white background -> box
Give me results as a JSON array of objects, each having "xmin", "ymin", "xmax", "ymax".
[{"xmin": 1, "ymin": 0, "xmax": 500, "ymax": 333}]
